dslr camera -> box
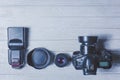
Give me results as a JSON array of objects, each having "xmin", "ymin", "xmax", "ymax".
[{"xmin": 72, "ymin": 36, "xmax": 112, "ymax": 75}]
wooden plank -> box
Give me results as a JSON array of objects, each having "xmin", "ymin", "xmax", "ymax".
[
  {"xmin": 1, "ymin": 17, "xmax": 120, "ymax": 29},
  {"xmin": 0, "ymin": 70, "xmax": 120, "ymax": 80},
  {"xmin": 0, "ymin": 7, "xmax": 120, "ymax": 17},
  {"xmin": 0, "ymin": 0, "xmax": 120, "ymax": 6}
]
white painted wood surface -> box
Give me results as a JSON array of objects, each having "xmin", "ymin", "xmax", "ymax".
[{"xmin": 0, "ymin": 0, "xmax": 120, "ymax": 80}]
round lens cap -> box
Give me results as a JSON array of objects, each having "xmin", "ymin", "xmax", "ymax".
[{"xmin": 27, "ymin": 48, "xmax": 53, "ymax": 69}]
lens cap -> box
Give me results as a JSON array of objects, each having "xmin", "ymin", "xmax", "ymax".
[
  {"xmin": 27, "ymin": 48, "xmax": 54, "ymax": 69},
  {"xmin": 55, "ymin": 53, "xmax": 71, "ymax": 67}
]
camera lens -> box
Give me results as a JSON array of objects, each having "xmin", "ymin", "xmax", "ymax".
[
  {"xmin": 27, "ymin": 48, "xmax": 54, "ymax": 69},
  {"xmin": 79, "ymin": 36, "xmax": 97, "ymax": 44},
  {"xmin": 55, "ymin": 53, "xmax": 71, "ymax": 67}
]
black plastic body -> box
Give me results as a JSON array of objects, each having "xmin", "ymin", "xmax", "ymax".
[
  {"xmin": 72, "ymin": 36, "xmax": 112, "ymax": 75},
  {"xmin": 98, "ymin": 50, "xmax": 112, "ymax": 69},
  {"xmin": 8, "ymin": 27, "xmax": 28, "ymax": 69}
]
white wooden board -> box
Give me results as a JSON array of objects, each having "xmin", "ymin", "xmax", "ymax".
[{"xmin": 0, "ymin": 0, "xmax": 120, "ymax": 80}]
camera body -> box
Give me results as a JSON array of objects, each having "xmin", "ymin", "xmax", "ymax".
[
  {"xmin": 97, "ymin": 50, "xmax": 112, "ymax": 69},
  {"xmin": 72, "ymin": 36, "xmax": 112, "ymax": 75}
]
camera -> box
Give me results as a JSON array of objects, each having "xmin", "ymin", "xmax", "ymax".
[{"xmin": 72, "ymin": 36, "xmax": 112, "ymax": 75}]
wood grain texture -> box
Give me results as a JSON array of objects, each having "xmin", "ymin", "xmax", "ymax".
[
  {"xmin": 0, "ymin": 0, "xmax": 120, "ymax": 80},
  {"xmin": 0, "ymin": 0, "xmax": 120, "ymax": 6}
]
